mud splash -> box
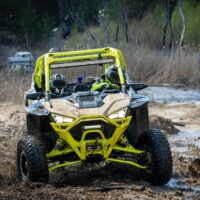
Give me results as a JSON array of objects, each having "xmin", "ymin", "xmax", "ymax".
[{"xmin": 150, "ymin": 115, "xmax": 179, "ymax": 134}]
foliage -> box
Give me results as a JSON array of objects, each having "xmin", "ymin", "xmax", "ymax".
[
  {"xmin": 172, "ymin": 0, "xmax": 200, "ymax": 45},
  {"xmin": 0, "ymin": 0, "xmax": 200, "ymax": 48},
  {"xmin": 0, "ymin": 0, "xmax": 55, "ymax": 47}
]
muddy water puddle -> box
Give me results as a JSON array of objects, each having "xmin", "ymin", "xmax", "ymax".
[
  {"xmin": 169, "ymin": 129, "xmax": 200, "ymax": 153},
  {"xmin": 167, "ymin": 178, "xmax": 200, "ymax": 192},
  {"xmin": 140, "ymin": 86, "xmax": 200, "ymax": 104}
]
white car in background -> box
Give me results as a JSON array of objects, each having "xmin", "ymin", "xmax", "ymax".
[{"xmin": 8, "ymin": 51, "xmax": 34, "ymax": 71}]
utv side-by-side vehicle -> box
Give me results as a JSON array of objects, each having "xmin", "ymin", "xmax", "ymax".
[{"xmin": 17, "ymin": 47, "xmax": 172, "ymax": 185}]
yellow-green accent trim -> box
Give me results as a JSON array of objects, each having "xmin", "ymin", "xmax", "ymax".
[
  {"xmin": 46, "ymin": 115, "xmax": 147, "ymax": 171},
  {"xmin": 107, "ymin": 158, "xmax": 147, "ymax": 169},
  {"xmin": 49, "ymin": 115, "xmax": 131, "ymax": 160},
  {"xmin": 49, "ymin": 160, "xmax": 81, "ymax": 171}
]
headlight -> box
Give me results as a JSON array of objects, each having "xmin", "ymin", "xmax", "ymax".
[
  {"xmin": 108, "ymin": 108, "xmax": 127, "ymax": 119},
  {"xmin": 52, "ymin": 114, "xmax": 74, "ymax": 123}
]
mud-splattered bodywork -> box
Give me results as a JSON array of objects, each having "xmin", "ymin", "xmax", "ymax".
[
  {"xmin": 25, "ymin": 90, "xmax": 149, "ymax": 169},
  {"xmin": 23, "ymin": 47, "xmax": 150, "ymax": 171}
]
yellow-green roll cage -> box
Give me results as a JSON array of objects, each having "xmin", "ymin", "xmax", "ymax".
[
  {"xmin": 33, "ymin": 47, "xmax": 147, "ymax": 171},
  {"xmin": 34, "ymin": 47, "xmax": 126, "ymax": 93}
]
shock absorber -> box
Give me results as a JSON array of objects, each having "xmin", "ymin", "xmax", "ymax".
[
  {"xmin": 55, "ymin": 137, "xmax": 67, "ymax": 150},
  {"xmin": 118, "ymin": 135, "xmax": 129, "ymax": 147}
]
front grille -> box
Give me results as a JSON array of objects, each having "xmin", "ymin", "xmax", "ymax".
[
  {"xmin": 80, "ymin": 96, "xmax": 94, "ymax": 101},
  {"xmin": 69, "ymin": 119, "xmax": 116, "ymax": 141}
]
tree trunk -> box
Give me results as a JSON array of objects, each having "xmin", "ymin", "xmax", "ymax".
[
  {"xmin": 162, "ymin": 0, "xmax": 176, "ymax": 49},
  {"xmin": 162, "ymin": 22, "xmax": 168, "ymax": 47},
  {"xmin": 58, "ymin": 0, "xmax": 63, "ymax": 26},
  {"xmin": 21, "ymin": 20, "xmax": 30, "ymax": 51},
  {"xmin": 179, "ymin": 0, "xmax": 186, "ymax": 47},
  {"xmin": 122, "ymin": 1, "xmax": 129, "ymax": 43},
  {"xmin": 125, "ymin": 22, "xmax": 129, "ymax": 43},
  {"xmin": 113, "ymin": 0, "xmax": 120, "ymax": 42},
  {"xmin": 115, "ymin": 24, "xmax": 119, "ymax": 42}
]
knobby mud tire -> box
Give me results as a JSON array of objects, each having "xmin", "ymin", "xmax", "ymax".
[
  {"xmin": 137, "ymin": 129, "xmax": 172, "ymax": 185},
  {"xmin": 17, "ymin": 135, "xmax": 49, "ymax": 182}
]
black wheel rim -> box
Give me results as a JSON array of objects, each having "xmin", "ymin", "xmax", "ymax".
[
  {"xmin": 138, "ymin": 145, "xmax": 153, "ymax": 174},
  {"xmin": 20, "ymin": 151, "xmax": 29, "ymax": 180},
  {"xmin": 144, "ymin": 148, "xmax": 153, "ymax": 173}
]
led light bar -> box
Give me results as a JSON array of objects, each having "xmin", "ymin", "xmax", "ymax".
[
  {"xmin": 50, "ymin": 58, "xmax": 114, "ymax": 69},
  {"xmin": 83, "ymin": 125, "xmax": 102, "ymax": 130}
]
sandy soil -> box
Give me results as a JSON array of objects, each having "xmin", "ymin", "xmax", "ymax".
[{"xmin": 0, "ymin": 102, "xmax": 200, "ymax": 199}]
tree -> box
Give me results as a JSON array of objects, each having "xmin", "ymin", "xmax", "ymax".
[
  {"xmin": 178, "ymin": 0, "xmax": 186, "ymax": 47},
  {"xmin": 161, "ymin": 0, "xmax": 177, "ymax": 50}
]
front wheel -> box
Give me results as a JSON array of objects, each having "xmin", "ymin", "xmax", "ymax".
[
  {"xmin": 137, "ymin": 129, "xmax": 172, "ymax": 185},
  {"xmin": 17, "ymin": 135, "xmax": 49, "ymax": 182}
]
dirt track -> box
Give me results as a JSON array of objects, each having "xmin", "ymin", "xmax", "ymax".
[{"xmin": 0, "ymin": 102, "xmax": 200, "ymax": 199}]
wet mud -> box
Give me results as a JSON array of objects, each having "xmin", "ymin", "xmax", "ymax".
[{"xmin": 0, "ymin": 99, "xmax": 200, "ymax": 199}]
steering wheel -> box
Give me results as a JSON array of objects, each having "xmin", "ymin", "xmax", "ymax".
[{"xmin": 73, "ymin": 84, "xmax": 90, "ymax": 92}]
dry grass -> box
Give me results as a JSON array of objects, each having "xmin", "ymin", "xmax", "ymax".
[
  {"xmin": 0, "ymin": 68, "xmax": 31, "ymax": 103},
  {"xmin": 0, "ymin": 28, "xmax": 200, "ymax": 104},
  {"xmin": 123, "ymin": 46, "xmax": 200, "ymax": 86},
  {"xmin": 0, "ymin": 45, "xmax": 200, "ymax": 104},
  {"xmin": 63, "ymin": 27, "xmax": 200, "ymax": 86}
]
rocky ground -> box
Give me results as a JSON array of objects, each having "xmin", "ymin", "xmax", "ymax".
[{"xmin": 0, "ymin": 99, "xmax": 200, "ymax": 199}]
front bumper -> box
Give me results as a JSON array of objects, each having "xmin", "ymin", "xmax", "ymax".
[{"xmin": 47, "ymin": 115, "xmax": 146, "ymax": 171}]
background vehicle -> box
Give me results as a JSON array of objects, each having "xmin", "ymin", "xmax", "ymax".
[
  {"xmin": 7, "ymin": 51, "xmax": 34, "ymax": 71},
  {"xmin": 17, "ymin": 47, "xmax": 172, "ymax": 185}
]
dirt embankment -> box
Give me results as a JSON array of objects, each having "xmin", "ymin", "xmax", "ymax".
[{"xmin": 0, "ymin": 103, "xmax": 200, "ymax": 199}]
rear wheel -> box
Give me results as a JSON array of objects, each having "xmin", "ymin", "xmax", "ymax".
[
  {"xmin": 136, "ymin": 129, "xmax": 172, "ymax": 185},
  {"xmin": 17, "ymin": 135, "xmax": 49, "ymax": 182}
]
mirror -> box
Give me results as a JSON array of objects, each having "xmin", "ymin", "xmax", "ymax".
[{"xmin": 128, "ymin": 83, "xmax": 148, "ymax": 91}]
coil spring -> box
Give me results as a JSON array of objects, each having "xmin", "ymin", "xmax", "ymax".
[
  {"xmin": 119, "ymin": 135, "xmax": 129, "ymax": 147},
  {"xmin": 55, "ymin": 137, "xmax": 66, "ymax": 150}
]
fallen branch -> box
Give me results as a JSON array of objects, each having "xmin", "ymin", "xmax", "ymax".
[
  {"xmin": 88, "ymin": 184, "xmax": 145, "ymax": 192},
  {"xmin": 173, "ymin": 122, "xmax": 185, "ymax": 127}
]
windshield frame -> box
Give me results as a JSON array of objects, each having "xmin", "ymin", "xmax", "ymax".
[{"xmin": 34, "ymin": 47, "xmax": 127, "ymax": 96}]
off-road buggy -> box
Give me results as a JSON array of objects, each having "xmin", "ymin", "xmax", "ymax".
[{"xmin": 17, "ymin": 47, "xmax": 172, "ymax": 185}]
